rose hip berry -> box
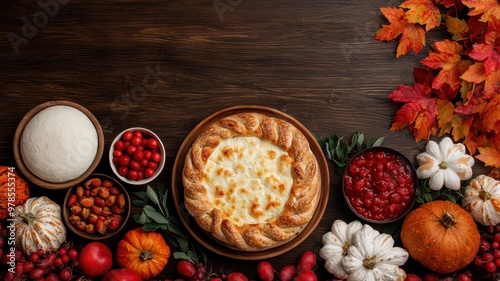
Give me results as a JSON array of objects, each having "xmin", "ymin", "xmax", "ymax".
[
  {"xmin": 343, "ymin": 149, "xmax": 415, "ymax": 221},
  {"xmin": 257, "ymin": 261, "xmax": 274, "ymax": 281},
  {"xmin": 176, "ymin": 260, "xmax": 196, "ymax": 277},
  {"xmin": 297, "ymin": 251, "xmax": 316, "ymax": 272}
]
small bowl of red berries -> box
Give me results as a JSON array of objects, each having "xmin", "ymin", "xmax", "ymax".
[
  {"xmin": 342, "ymin": 147, "xmax": 418, "ymax": 224},
  {"xmin": 109, "ymin": 127, "xmax": 165, "ymax": 185}
]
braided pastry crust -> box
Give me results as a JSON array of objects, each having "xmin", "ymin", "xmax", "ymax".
[{"xmin": 183, "ymin": 112, "xmax": 320, "ymax": 251}]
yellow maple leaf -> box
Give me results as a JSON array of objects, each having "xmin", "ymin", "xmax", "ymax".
[
  {"xmin": 400, "ymin": 0, "xmax": 442, "ymax": 31},
  {"xmin": 445, "ymin": 16, "xmax": 469, "ymax": 40}
]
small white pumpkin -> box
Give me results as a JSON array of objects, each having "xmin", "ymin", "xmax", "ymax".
[
  {"xmin": 462, "ymin": 175, "xmax": 500, "ymax": 226},
  {"xmin": 15, "ymin": 196, "xmax": 66, "ymax": 255},
  {"xmin": 416, "ymin": 137, "xmax": 474, "ymax": 190},
  {"xmin": 319, "ymin": 220, "xmax": 363, "ymax": 279},
  {"xmin": 342, "ymin": 224, "xmax": 409, "ymax": 281}
]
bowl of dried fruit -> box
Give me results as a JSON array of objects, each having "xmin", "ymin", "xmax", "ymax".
[
  {"xmin": 342, "ymin": 147, "xmax": 418, "ymax": 224},
  {"xmin": 63, "ymin": 173, "xmax": 131, "ymax": 240}
]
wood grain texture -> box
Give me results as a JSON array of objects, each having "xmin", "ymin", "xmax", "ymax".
[{"xmin": 0, "ymin": 0, "xmax": 489, "ymax": 279}]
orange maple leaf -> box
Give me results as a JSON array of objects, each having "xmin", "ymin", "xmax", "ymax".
[
  {"xmin": 482, "ymin": 94, "xmax": 500, "ymax": 132},
  {"xmin": 374, "ymin": 7, "xmax": 426, "ymax": 57},
  {"xmin": 461, "ymin": 62, "xmax": 487, "ymax": 83},
  {"xmin": 436, "ymin": 99, "xmax": 456, "ymax": 135},
  {"xmin": 485, "ymin": 68, "xmax": 500, "ymax": 96},
  {"xmin": 464, "ymin": 132, "xmax": 489, "ymax": 155},
  {"xmin": 421, "ymin": 40, "xmax": 473, "ymax": 92},
  {"xmin": 476, "ymin": 147, "xmax": 500, "ymax": 168},
  {"xmin": 400, "ymin": 0, "xmax": 442, "ymax": 31},
  {"xmin": 462, "ymin": 0, "xmax": 500, "ymax": 22}
]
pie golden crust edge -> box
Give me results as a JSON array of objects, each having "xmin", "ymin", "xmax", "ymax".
[{"xmin": 182, "ymin": 112, "xmax": 320, "ymax": 251}]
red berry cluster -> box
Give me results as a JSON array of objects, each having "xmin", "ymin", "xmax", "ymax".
[
  {"xmin": 420, "ymin": 272, "xmax": 473, "ymax": 281},
  {"xmin": 470, "ymin": 224, "xmax": 500, "ymax": 280},
  {"xmin": 174, "ymin": 260, "xmax": 213, "ymax": 281},
  {"xmin": 257, "ymin": 251, "xmax": 318, "ymax": 281},
  {"xmin": 0, "ymin": 227, "xmax": 81, "ymax": 281},
  {"xmin": 112, "ymin": 130, "xmax": 162, "ymax": 181},
  {"xmin": 162, "ymin": 251, "xmax": 319, "ymax": 281}
]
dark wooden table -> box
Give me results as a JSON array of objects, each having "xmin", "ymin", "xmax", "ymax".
[{"xmin": 0, "ymin": 0, "xmax": 490, "ymax": 280}]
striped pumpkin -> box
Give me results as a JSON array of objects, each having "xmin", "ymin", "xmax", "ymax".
[{"xmin": 15, "ymin": 196, "xmax": 66, "ymax": 255}]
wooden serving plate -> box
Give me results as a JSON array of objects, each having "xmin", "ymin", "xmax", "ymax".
[
  {"xmin": 13, "ymin": 100, "xmax": 104, "ymax": 190},
  {"xmin": 171, "ymin": 105, "xmax": 330, "ymax": 260}
]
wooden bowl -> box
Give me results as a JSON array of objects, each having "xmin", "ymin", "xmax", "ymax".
[
  {"xmin": 13, "ymin": 101, "xmax": 104, "ymax": 189},
  {"xmin": 63, "ymin": 173, "xmax": 131, "ymax": 240},
  {"xmin": 109, "ymin": 127, "xmax": 165, "ymax": 185},
  {"xmin": 171, "ymin": 105, "xmax": 330, "ymax": 260}
]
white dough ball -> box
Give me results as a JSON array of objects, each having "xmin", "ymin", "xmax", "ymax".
[{"xmin": 20, "ymin": 105, "xmax": 98, "ymax": 183}]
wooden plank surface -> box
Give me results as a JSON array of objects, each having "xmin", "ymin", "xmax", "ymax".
[{"xmin": 0, "ymin": 0, "xmax": 489, "ymax": 279}]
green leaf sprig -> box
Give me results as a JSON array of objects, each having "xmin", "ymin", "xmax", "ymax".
[
  {"xmin": 314, "ymin": 132, "xmax": 384, "ymax": 168},
  {"xmin": 132, "ymin": 185, "xmax": 206, "ymax": 264},
  {"xmin": 415, "ymin": 178, "xmax": 467, "ymax": 204}
]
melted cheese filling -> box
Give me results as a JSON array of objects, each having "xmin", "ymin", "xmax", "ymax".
[{"xmin": 202, "ymin": 136, "xmax": 294, "ymax": 225}]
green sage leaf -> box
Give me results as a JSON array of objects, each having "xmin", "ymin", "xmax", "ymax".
[
  {"xmin": 132, "ymin": 200, "xmax": 147, "ymax": 207},
  {"xmin": 131, "ymin": 191, "xmax": 149, "ymax": 203},
  {"xmin": 372, "ymin": 137, "xmax": 385, "ymax": 147},
  {"xmin": 143, "ymin": 208, "xmax": 169, "ymax": 224},
  {"xmin": 142, "ymin": 222, "xmax": 162, "ymax": 232},
  {"xmin": 173, "ymin": 252, "xmax": 194, "ymax": 263},
  {"xmin": 146, "ymin": 185, "xmax": 160, "ymax": 205}
]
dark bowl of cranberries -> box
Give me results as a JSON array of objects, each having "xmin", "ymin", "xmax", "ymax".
[
  {"xmin": 109, "ymin": 127, "xmax": 165, "ymax": 185},
  {"xmin": 342, "ymin": 147, "xmax": 418, "ymax": 224}
]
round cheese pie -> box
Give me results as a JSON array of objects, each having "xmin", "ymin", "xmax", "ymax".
[{"xmin": 183, "ymin": 112, "xmax": 320, "ymax": 251}]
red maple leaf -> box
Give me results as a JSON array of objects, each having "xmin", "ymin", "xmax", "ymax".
[
  {"xmin": 421, "ymin": 40, "xmax": 473, "ymax": 92},
  {"xmin": 389, "ymin": 68, "xmax": 438, "ymax": 141},
  {"xmin": 438, "ymin": 0, "xmax": 464, "ymax": 8},
  {"xmin": 486, "ymin": 15, "xmax": 500, "ymax": 46},
  {"xmin": 469, "ymin": 43, "xmax": 500, "ymax": 75},
  {"xmin": 455, "ymin": 84, "xmax": 488, "ymax": 115},
  {"xmin": 374, "ymin": 7, "xmax": 426, "ymax": 57}
]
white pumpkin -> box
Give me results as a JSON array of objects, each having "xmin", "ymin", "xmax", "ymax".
[
  {"xmin": 319, "ymin": 220, "xmax": 363, "ymax": 279},
  {"xmin": 416, "ymin": 137, "xmax": 474, "ymax": 190},
  {"xmin": 15, "ymin": 196, "xmax": 66, "ymax": 255},
  {"xmin": 342, "ymin": 224, "xmax": 408, "ymax": 281},
  {"xmin": 462, "ymin": 175, "xmax": 500, "ymax": 226}
]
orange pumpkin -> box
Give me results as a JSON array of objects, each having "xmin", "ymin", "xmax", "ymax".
[
  {"xmin": 401, "ymin": 200, "xmax": 480, "ymax": 274},
  {"xmin": 116, "ymin": 227, "xmax": 170, "ymax": 279},
  {"xmin": 0, "ymin": 166, "xmax": 30, "ymax": 221}
]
